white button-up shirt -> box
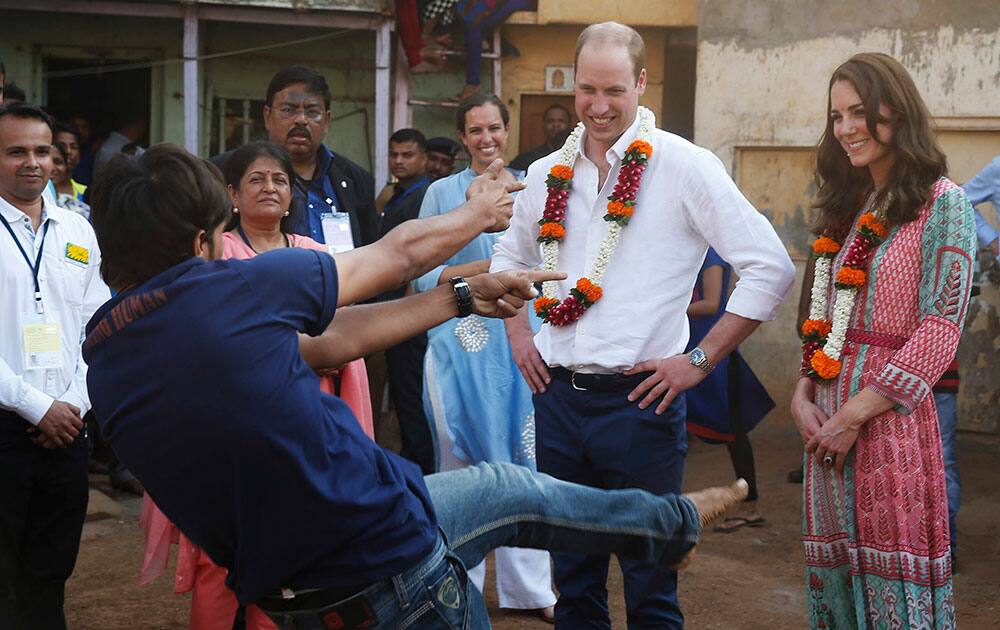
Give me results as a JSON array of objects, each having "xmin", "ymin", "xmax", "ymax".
[
  {"xmin": 0, "ymin": 195, "xmax": 110, "ymax": 424},
  {"xmin": 491, "ymin": 115, "xmax": 795, "ymax": 373}
]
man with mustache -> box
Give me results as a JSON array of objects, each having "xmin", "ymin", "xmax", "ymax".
[{"xmin": 212, "ymin": 66, "xmax": 379, "ymax": 250}]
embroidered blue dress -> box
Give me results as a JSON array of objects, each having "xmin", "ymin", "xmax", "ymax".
[
  {"xmin": 413, "ymin": 168, "xmax": 538, "ymax": 467},
  {"xmin": 684, "ymin": 248, "xmax": 774, "ymax": 442}
]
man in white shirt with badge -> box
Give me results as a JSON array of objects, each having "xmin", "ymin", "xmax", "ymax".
[
  {"xmin": 0, "ymin": 102, "xmax": 110, "ymax": 629},
  {"xmin": 491, "ymin": 22, "xmax": 795, "ymax": 628}
]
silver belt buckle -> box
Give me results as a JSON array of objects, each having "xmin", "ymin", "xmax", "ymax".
[{"xmin": 570, "ymin": 371, "xmax": 587, "ymax": 391}]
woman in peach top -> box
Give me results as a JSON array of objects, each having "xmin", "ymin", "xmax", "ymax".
[{"xmin": 139, "ymin": 142, "xmax": 373, "ymax": 629}]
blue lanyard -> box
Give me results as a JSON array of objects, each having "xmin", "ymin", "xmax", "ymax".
[
  {"xmin": 0, "ymin": 213, "xmax": 51, "ymax": 314},
  {"xmin": 385, "ymin": 177, "xmax": 429, "ymax": 214}
]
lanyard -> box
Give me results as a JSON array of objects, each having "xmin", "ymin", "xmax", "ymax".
[
  {"xmin": 0, "ymin": 213, "xmax": 50, "ymax": 314},
  {"xmin": 236, "ymin": 224, "xmax": 289, "ymax": 254},
  {"xmin": 385, "ymin": 177, "xmax": 429, "ymax": 215}
]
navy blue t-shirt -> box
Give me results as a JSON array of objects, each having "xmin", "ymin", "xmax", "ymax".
[{"xmin": 83, "ymin": 250, "xmax": 438, "ymax": 604}]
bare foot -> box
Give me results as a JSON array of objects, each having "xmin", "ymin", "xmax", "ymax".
[
  {"xmin": 536, "ymin": 606, "xmax": 555, "ymax": 624},
  {"xmin": 419, "ymin": 45, "xmax": 447, "ymax": 64},
  {"xmin": 456, "ymin": 83, "xmax": 480, "ymax": 101},
  {"xmin": 668, "ymin": 479, "xmax": 749, "ymax": 571},
  {"xmin": 683, "ymin": 479, "xmax": 750, "ymax": 528},
  {"xmin": 410, "ymin": 60, "xmax": 444, "ymax": 74}
]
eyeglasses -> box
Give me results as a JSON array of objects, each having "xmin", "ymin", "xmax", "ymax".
[{"xmin": 274, "ymin": 105, "xmax": 326, "ymax": 122}]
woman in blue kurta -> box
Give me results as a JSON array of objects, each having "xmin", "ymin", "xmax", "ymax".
[
  {"xmin": 685, "ymin": 248, "xmax": 775, "ymax": 531},
  {"xmin": 412, "ymin": 93, "xmax": 556, "ymax": 618}
]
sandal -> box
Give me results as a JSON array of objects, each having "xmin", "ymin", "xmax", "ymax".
[{"xmin": 713, "ymin": 515, "xmax": 766, "ymax": 533}]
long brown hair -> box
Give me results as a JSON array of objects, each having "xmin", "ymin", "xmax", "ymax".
[{"xmin": 813, "ymin": 53, "xmax": 946, "ymax": 233}]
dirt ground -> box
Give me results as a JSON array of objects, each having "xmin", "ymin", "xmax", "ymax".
[{"xmin": 66, "ymin": 422, "xmax": 1000, "ymax": 629}]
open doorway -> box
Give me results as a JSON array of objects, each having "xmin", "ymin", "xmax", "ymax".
[
  {"xmin": 44, "ymin": 56, "xmax": 152, "ymax": 184},
  {"xmin": 518, "ymin": 94, "xmax": 577, "ymax": 155}
]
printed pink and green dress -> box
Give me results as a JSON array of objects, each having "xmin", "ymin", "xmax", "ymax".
[{"xmin": 803, "ymin": 178, "xmax": 976, "ymax": 629}]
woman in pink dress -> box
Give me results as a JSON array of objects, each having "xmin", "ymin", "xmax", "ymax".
[
  {"xmin": 139, "ymin": 141, "xmax": 374, "ymax": 629},
  {"xmin": 791, "ymin": 53, "xmax": 976, "ymax": 628}
]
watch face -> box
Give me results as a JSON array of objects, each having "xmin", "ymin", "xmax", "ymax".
[{"xmin": 690, "ymin": 348, "xmax": 705, "ymax": 364}]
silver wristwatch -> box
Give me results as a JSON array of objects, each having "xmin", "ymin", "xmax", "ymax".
[{"xmin": 688, "ymin": 346, "xmax": 715, "ymax": 374}]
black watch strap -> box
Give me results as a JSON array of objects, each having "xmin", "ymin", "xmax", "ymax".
[{"xmin": 449, "ymin": 276, "xmax": 473, "ymax": 318}]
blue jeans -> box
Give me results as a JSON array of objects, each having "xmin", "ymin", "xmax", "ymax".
[
  {"xmin": 534, "ymin": 381, "xmax": 689, "ymax": 629},
  {"xmin": 934, "ymin": 392, "xmax": 960, "ymax": 551},
  {"xmin": 262, "ymin": 462, "xmax": 700, "ymax": 629}
]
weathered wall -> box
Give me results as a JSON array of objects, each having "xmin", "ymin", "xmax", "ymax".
[
  {"xmin": 695, "ymin": 0, "xmax": 1000, "ymax": 433},
  {"xmin": 530, "ymin": 0, "xmax": 696, "ymax": 28},
  {"xmin": 1, "ymin": 12, "xmax": 185, "ymax": 145},
  {"xmin": 501, "ymin": 23, "xmax": 667, "ymax": 160},
  {"xmin": 201, "ymin": 21, "xmax": 377, "ymax": 169},
  {"xmin": 0, "ymin": 12, "xmax": 378, "ymax": 167},
  {"xmin": 406, "ymin": 17, "xmax": 674, "ymax": 165}
]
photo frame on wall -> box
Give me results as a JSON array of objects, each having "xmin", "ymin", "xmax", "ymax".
[{"xmin": 545, "ymin": 65, "xmax": 574, "ymax": 93}]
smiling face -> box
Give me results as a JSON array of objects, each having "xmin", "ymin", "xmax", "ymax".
[
  {"xmin": 574, "ymin": 43, "xmax": 646, "ymax": 153},
  {"xmin": 0, "ymin": 116, "xmax": 53, "ymax": 205},
  {"xmin": 830, "ymin": 80, "xmax": 896, "ymax": 187},
  {"xmin": 263, "ymin": 83, "xmax": 331, "ymax": 163},
  {"xmin": 458, "ymin": 104, "xmax": 508, "ymax": 173},
  {"xmin": 50, "ymin": 149, "xmax": 69, "ymax": 186},
  {"xmin": 228, "ymin": 156, "xmax": 292, "ymax": 228},
  {"xmin": 54, "ymin": 130, "xmax": 81, "ymax": 171}
]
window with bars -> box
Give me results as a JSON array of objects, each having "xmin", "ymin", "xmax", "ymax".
[{"xmin": 209, "ymin": 97, "xmax": 266, "ymax": 156}]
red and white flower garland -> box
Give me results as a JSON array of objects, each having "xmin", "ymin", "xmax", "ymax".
[
  {"xmin": 801, "ymin": 192, "xmax": 889, "ymax": 381},
  {"xmin": 533, "ymin": 106, "xmax": 656, "ymax": 326}
]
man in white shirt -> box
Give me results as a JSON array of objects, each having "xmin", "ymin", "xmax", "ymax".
[
  {"xmin": 491, "ymin": 22, "xmax": 795, "ymax": 628},
  {"xmin": 93, "ymin": 114, "xmax": 146, "ymax": 175},
  {"xmin": 0, "ymin": 102, "xmax": 110, "ymax": 629}
]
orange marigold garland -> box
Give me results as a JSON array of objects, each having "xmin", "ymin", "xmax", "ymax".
[
  {"xmin": 536, "ymin": 107, "xmax": 656, "ymax": 326},
  {"xmin": 801, "ymin": 192, "xmax": 890, "ymax": 382}
]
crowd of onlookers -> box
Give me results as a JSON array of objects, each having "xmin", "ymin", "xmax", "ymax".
[
  {"xmin": 1, "ymin": 20, "xmax": 998, "ymax": 627},
  {"xmin": 0, "ymin": 54, "xmax": 587, "ymax": 628}
]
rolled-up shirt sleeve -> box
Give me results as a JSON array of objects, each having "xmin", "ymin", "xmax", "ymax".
[
  {"xmin": 682, "ymin": 149, "xmax": 795, "ymax": 322},
  {"xmin": 490, "ymin": 161, "xmax": 546, "ymax": 273},
  {"xmin": 961, "ymin": 156, "xmax": 1000, "ymax": 251}
]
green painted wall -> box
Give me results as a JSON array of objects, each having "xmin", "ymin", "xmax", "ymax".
[{"xmin": 1, "ymin": 11, "xmax": 379, "ymax": 169}]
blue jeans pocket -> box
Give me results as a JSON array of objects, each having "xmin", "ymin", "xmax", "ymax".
[{"xmin": 399, "ymin": 554, "xmax": 470, "ymax": 629}]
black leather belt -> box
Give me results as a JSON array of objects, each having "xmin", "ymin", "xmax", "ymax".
[
  {"xmin": 550, "ymin": 366, "xmax": 651, "ymax": 393},
  {"xmin": 257, "ymin": 583, "xmax": 375, "ymax": 616}
]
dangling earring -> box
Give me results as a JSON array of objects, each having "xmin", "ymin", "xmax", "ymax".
[
  {"xmin": 284, "ymin": 210, "xmax": 290, "ymax": 217},
  {"xmin": 233, "ymin": 207, "xmax": 239, "ymax": 214}
]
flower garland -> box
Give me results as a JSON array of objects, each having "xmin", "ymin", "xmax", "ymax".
[
  {"xmin": 534, "ymin": 106, "xmax": 655, "ymax": 326},
  {"xmin": 801, "ymin": 193, "xmax": 889, "ymax": 381}
]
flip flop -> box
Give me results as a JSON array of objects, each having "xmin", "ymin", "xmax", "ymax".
[{"xmin": 713, "ymin": 515, "xmax": 766, "ymax": 533}]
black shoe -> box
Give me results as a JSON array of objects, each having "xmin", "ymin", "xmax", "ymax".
[
  {"xmin": 109, "ymin": 466, "xmax": 144, "ymax": 496},
  {"xmin": 88, "ymin": 457, "xmax": 110, "ymax": 475},
  {"xmin": 787, "ymin": 467, "xmax": 803, "ymax": 484}
]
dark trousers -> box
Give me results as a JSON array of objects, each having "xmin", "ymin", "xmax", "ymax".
[
  {"xmin": 386, "ymin": 334, "xmax": 435, "ymax": 475},
  {"xmin": 0, "ymin": 412, "xmax": 89, "ymax": 630},
  {"xmin": 534, "ymin": 380, "xmax": 688, "ymax": 629}
]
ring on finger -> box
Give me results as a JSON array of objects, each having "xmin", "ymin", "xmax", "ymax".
[{"xmin": 823, "ymin": 455, "xmax": 833, "ymax": 465}]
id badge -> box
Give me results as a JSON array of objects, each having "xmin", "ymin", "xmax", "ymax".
[
  {"xmin": 21, "ymin": 311, "xmax": 63, "ymax": 371},
  {"xmin": 321, "ymin": 212, "xmax": 355, "ymax": 255}
]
